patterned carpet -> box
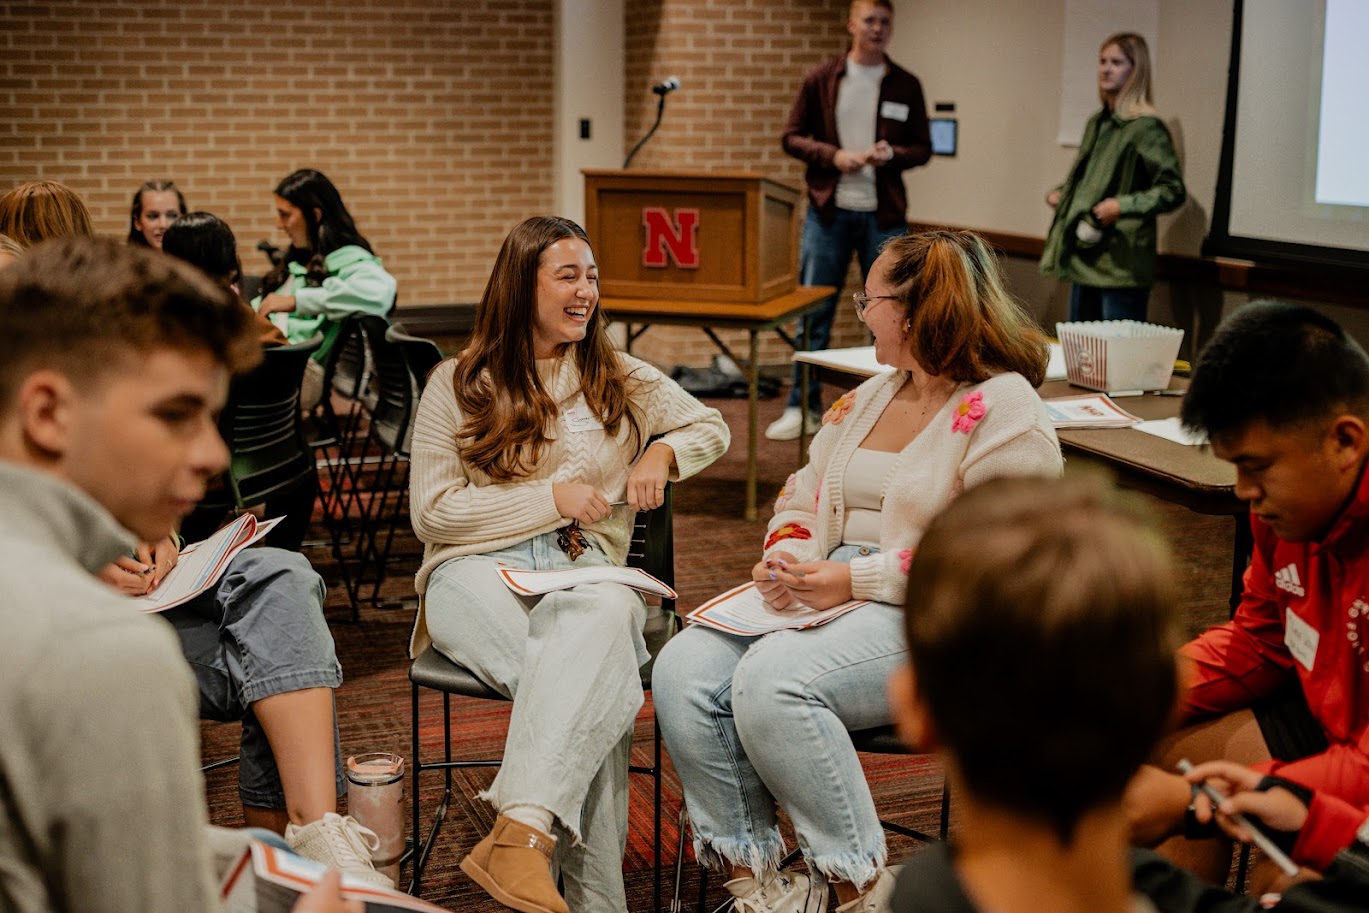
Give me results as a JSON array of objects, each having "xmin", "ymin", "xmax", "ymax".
[{"xmin": 197, "ymin": 385, "xmax": 1238, "ymax": 911}]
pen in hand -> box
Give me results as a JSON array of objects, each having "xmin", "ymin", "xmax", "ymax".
[
  {"xmin": 768, "ymin": 558, "xmax": 806, "ymax": 579},
  {"xmin": 1176, "ymin": 758, "xmax": 1299, "ymax": 877}
]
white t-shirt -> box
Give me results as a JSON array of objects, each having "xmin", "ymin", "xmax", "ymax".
[{"xmin": 835, "ymin": 59, "xmax": 886, "ymax": 213}]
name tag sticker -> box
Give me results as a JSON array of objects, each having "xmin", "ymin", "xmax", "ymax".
[
  {"xmin": 562, "ymin": 401, "xmax": 604, "ymax": 433},
  {"xmin": 880, "ymin": 101, "xmax": 910, "ymax": 122},
  {"xmin": 1284, "ymin": 609, "xmax": 1319, "ymax": 672}
]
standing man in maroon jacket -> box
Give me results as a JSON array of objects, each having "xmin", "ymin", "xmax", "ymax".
[{"xmin": 769, "ymin": 0, "xmax": 931, "ymax": 441}]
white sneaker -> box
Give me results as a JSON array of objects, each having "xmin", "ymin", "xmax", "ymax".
[
  {"xmin": 833, "ymin": 866, "xmax": 899, "ymax": 913},
  {"xmin": 765, "ymin": 407, "xmax": 822, "ymax": 442},
  {"xmin": 285, "ymin": 812, "xmax": 394, "ymax": 890},
  {"xmin": 725, "ymin": 869, "xmax": 828, "ymax": 913}
]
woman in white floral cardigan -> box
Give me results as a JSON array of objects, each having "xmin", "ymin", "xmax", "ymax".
[{"xmin": 655, "ymin": 230, "xmax": 1064, "ymax": 913}]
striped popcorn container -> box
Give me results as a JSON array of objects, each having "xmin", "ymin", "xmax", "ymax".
[{"xmin": 1055, "ymin": 320, "xmax": 1185, "ymax": 393}]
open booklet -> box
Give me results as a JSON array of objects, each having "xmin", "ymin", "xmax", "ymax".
[
  {"xmin": 497, "ymin": 565, "xmax": 677, "ymax": 600},
  {"xmin": 220, "ymin": 839, "xmax": 445, "ymax": 913},
  {"xmin": 1041, "ymin": 393, "xmax": 1142, "ymax": 429},
  {"xmin": 686, "ymin": 581, "xmax": 868, "ymax": 636},
  {"xmin": 129, "ymin": 513, "xmax": 280, "ymax": 614}
]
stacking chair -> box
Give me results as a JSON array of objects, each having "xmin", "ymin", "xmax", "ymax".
[
  {"xmin": 192, "ymin": 335, "xmax": 322, "ymax": 550},
  {"xmin": 386, "ymin": 323, "xmax": 446, "ymax": 392},
  {"xmin": 311, "ymin": 314, "xmax": 372, "ymax": 526},
  {"xmin": 345, "ymin": 315, "xmax": 419, "ymax": 607},
  {"xmin": 408, "ymin": 486, "xmax": 677, "ymax": 912}
]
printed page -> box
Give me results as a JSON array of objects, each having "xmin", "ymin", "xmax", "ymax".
[
  {"xmin": 221, "ymin": 840, "xmax": 447, "ymax": 913},
  {"xmin": 497, "ymin": 565, "xmax": 677, "ymax": 599},
  {"xmin": 1042, "ymin": 394, "xmax": 1141, "ymax": 429},
  {"xmin": 131, "ymin": 515, "xmax": 281, "ymax": 613},
  {"xmin": 1133, "ymin": 416, "xmax": 1208, "ymax": 446},
  {"xmin": 686, "ymin": 581, "xmax": 868, "ymax": 636}
]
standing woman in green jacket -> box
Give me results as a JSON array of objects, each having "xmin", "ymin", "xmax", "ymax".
[
  {"xmin": 255, "ymin": 169, "xmax": 397, "ymax": 369},
  {"xmin": 1040, "ymin": 32, "xmax": 1185, "ymax": 322}
]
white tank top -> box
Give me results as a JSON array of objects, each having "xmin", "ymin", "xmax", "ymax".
[{"xmin": 842, "ymin": 447, "xmax": 898, "ymax": 548}]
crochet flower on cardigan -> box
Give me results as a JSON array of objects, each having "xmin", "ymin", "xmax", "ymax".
[
  {"xmin": 823, "ymin": 390, "xmax": 857, "ymax": 425},
  {"xmin": 952, "ymin": 391, "xmax": 986, "ymax": 434},
  {"xmin": 765, "ymin": 523, "xmax": 812, "ymax": 550}
]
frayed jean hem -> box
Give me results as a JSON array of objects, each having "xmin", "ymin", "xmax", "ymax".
[
  {"xmin": 691, "ymin": 826, "xmax": 786, "ymax": 876},
  {"xmin": 807, "ymin": 839, "xmax": 887, "ymax": 892}
]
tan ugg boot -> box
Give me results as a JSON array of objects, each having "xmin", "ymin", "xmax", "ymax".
[{"xmin": 459, "ymin": 815, "xmax": 569, "ymax": 913}]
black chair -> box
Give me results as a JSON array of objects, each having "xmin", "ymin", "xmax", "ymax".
[
  {"xmin": 386, "ymin": 323, "xmax": 446, "ymax": 392},
  {"xmin": 189, "ymin": 336, "xmax": 322, "ymax": 550},
  {"xmin": 408, "ymin": 486, "xmax": 677, "ymax": 913},
  {"xmin": 345, "ymin": 315, "xmax": 419, "ymax": 608},
  {"xmin": 685, "ymin": 727, "xmax": 950, "ymax": 913},
  {"xmin": 311, "ymin": 314, "xmax": 372, "ymax": 527}
]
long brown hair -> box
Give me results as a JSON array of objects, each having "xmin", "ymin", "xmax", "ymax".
[
  {"xmin": 882, "ymin": 230, "xmax": 1048, "ymax": 386},
  {"xmin": 261, "ymin": 169, "xmax": 374, "ymax": 294},
  {"xmin": 0, "ymin": 181, "xmax": 94, "ymax": 248},
  {"xmin": 453, "ymin": 216, "xmax": 642, "ymax": 481}
]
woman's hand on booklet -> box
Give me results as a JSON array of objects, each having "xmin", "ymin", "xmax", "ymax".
[
  {"xmin": 98, "ymin": 555, "xmax": 155, "ymax": 596},
  {"xmin": 149, "ymin": 535, "xmax": 179, "ymax": 589},
  {"xmin": 96, "ymin": 535, "xmax": 181, "ymax": 596},
  {"xmin": 292, "ymin": 869, "xmax": 363, "ymax": 913},
  {"xmin": 767, "ymin": 559, "xmax": 853, "ymax": 610},
  {"xmin": 754, "ymin": 551, "xmax": 798, "ymax": 611}
]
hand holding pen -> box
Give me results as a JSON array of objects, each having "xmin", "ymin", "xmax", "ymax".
[
  {"xmin": 1178, "ymin": 758, "xmax": 1301, "ymax": 877},
  {"xmin": 759, "ymin": 556, "xmax": 854, "ymax": 611}
]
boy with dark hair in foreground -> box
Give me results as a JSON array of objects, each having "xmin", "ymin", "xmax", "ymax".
[
  {"xmin": 0, "ymin": 237, "xmax": 352, "ymax": 913},
  {"xmin": 887, "ymin": 475, "xmax": 1369, "ymax": 913}
]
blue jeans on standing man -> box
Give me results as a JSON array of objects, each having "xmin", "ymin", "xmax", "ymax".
[
  {"xmin": 789, "ymin": 208, "xmax": 906, "ymax": 412},
  {"xmin": 1067, "ymin": 283, "xmax": 1150, "ymax": 322}
]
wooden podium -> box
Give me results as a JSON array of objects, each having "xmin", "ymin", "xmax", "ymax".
[{"xmin": 583, "ymin": 170, "xmax": 801, "ymax": 304}]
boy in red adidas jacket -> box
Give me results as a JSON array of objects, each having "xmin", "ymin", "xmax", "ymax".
[{"xmin": 1125, "ymin": 300, "xmax": 1369, "ymax": 888}]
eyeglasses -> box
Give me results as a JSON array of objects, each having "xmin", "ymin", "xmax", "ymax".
[{"xmin": 852, "ymin": 292, "xmax": 898, "ymax": 322}]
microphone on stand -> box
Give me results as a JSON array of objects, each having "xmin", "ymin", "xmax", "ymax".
[{"xmin": 625, "ymin": 77, "xmax": 683, "ymax": 168}]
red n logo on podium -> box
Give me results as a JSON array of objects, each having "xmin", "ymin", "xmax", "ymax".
[{"xmin": 641, "ymin": 207, "xmax": 700, "ymax": 269}]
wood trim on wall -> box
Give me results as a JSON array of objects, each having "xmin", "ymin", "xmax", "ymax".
[{"xmin": 906, "ymin": 221, "xmax": 1369, "ymax": 308}]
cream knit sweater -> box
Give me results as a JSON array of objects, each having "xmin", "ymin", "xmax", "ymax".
[
  {"xmin": 765, "ymin": 370, "xmax": 1062, "ymax": 607},
  {"xmin": 408, "ymin": 352, "xmax": 730, "ymax": 656}
]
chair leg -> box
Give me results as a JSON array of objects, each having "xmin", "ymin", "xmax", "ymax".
[
  {"xmin": 407, "ymin": 685, "xmax": 455, "ymax": 896},
  {"xmin": 654, "ymin": 715, "xmax": 663, "ymax": 913},
  {"xmin": 671, "ymin": 806, "xmax": 689, "ymax": 913},
  {"xmin": 409, "ymin": 680, "xmax": 422, "ymax": 895}
]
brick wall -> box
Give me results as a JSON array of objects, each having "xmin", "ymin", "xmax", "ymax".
[
  {"xmin": 0, "ymin": 0, "xmax": 554, "ymax": 305},
  {"xmin": 623, "ymin": 0, "xmax": 873, "ymax": 371}
]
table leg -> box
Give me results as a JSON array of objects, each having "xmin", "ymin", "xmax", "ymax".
[{"xmin": 746, "ymin": 330, "xmax": 759, "ymax": 522}]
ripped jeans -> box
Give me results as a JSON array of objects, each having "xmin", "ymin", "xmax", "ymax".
[{"xmin": 652, "ymin": 545, "xmax": 904, "ymax": 890}]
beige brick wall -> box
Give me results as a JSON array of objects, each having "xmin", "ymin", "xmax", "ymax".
[
  {"xmin": 0, "ymin": 0, "xmax": 555, "ymax": 305},
  {"xmin": 623, "ymin": 0, "xmax": 873, "ymax": 371}
]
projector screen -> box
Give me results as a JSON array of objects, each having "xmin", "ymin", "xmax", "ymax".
[{"xmin": 1205, "ymin": 0, "xmax": 1369, "ymax": 270}]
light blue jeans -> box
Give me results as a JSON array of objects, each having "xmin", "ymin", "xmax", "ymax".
[
  {"xmin": 653, "ymin": 545, "xmax": 903, "ymax": 890},
  {"xmin": 425, "ymin": 530, "xmax": 649, "ymax": 913},
  {"xmin": 789, "ymin": 208, "xmax": 905, "ymax": 411},
  {"xmin": 167, "ymin": 548, "xmax": 344, "ymax": 809}
]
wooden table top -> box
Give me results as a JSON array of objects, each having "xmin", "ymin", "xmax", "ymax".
[
  {"xmin": 1038, "ymin": 379, "xmax": 1239, "ymax": 512},
  {"xmin": 600, "ymin": 285, "xmax": 836, "ymax": 329}
]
